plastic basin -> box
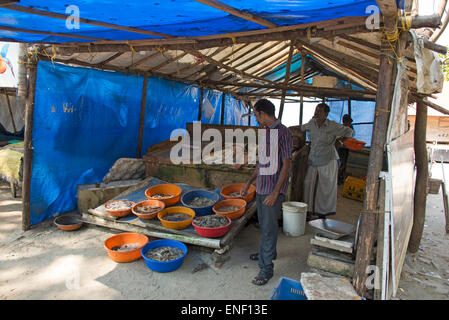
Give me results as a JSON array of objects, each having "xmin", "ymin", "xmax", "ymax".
[
  {"xmin": 157, "ymin": 206, "xmax": 195, "ymax": 230},
  {"xmin": 192, "ymin": 216, "xmax": 231, "ymax": 238},
  {"xmin": 181, "ymin": 189, "xmax": 220, "ymax": 216},
  {"xmin": 104, "ymin": 232, "xmax": 149, "ymax": 263},
  {"xmin": 141, "ymin": 239, "xmax": 188, "ymax": 272},
  {"xmin": 145, "ymin": 184, "xmax": 182, "ymax": 207},
  {"xmin": 212, "ymin": 199, "xmax": 247, "ymax": 220},
  {"xmin": 132, "ymin": 199, "xmax": 165, "ymax": 220},
  {"xmin": 54, "ymin": 214, "xmax": 83, "ymax": 231},
  {"xmin": 220, "ymin": 183, "xmax": 255, "ymax": 203},
  {"xmin": 103, "ymin": 200, "xmax": 135, "ymax": 217},
  {"xmin": 344, "ymin": 138, "xmax": 366, "ymax": 151}
]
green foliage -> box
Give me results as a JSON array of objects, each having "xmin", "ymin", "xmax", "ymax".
[{"xmin": 439, "ymin": 52, "xmax": 449, "ymax": 82}]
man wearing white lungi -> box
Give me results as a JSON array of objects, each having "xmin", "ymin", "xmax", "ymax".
[{"xmin": 291, "ymin": 103, "xmax": 353, "ymax": 218}]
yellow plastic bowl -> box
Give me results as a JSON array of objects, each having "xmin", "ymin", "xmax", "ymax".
[{"xmin": 158, "ymin": 206, "xmax": 195, "ymax": 230}]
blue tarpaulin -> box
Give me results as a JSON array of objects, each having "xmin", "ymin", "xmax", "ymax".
[
  {"xmin": 30, "ymin": 60, "xmax": 249, "ymax": 225},
  {"xmin": 0, "ymin": 1, "xmax": 399, "ymax": 43}
]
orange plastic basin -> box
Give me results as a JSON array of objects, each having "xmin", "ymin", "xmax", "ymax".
[
  {"xmin": 344, "ymin": 138, "xmax": 366, "ymax": 151},
  {"xmin": 132, "ymin": 200, "xmax": 165, "ymax": 220},
  {"xmin": 213, "ymin": 199, "xmax": 247, "ymax": 220},
  {"xmin": 145, "ymin": 184, "xmax": 182, "ymax": 207},
  {"xmin": 158, "ymin": 206, "xmax": 195, "ymax": 230},
  {"xmin": 104, "ymin": 232, "xmax": 149, "ymax": 263},
  {"xmin": 104, "ymin": 200, "xmax": 135, "ymax": 217},
  {"xmin": 220, "ymin": 183, "xmax": 255, "ymax": 203}
]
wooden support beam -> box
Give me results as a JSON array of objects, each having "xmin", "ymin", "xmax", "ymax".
[
  {"xmin": 22, "ymin": 55, "xmax": 38, "ymax": 231},
  {"xmin": 194, "ymin": 0, "xmax": 277, "ymax": 28},
  {"xmin": 3, "ymin": 88, "xmax": 16, "ymax": 134},
  {"xmin": 0, "ymin": 25, "xmax": 106, "ymax": 41},
  {"xmin": 300, "ymin": 51, "xmax": 306, "ymax": 125},
  {"xmin": 137, "ymin": 75, "xmax": 149, "ymax": 159},
  {"xmin": 220, "ymin": 93, "xmax": 226, "ymax": 125},
  {"xmin": 52, "ymin": 16, "xmax": 369, "ymax": 54},
  {"xmin": 198, "ymin": 87, "xmax": 204, "ymax": 121},
  {"xmin": 4, "ymin": 4, "xmax": 172, "ymax": 38},
  {"xmin": 376, "ymin": 0, "xmax": 398, "ymax": 17},
  {"xmin": 278, "ymin": 41, "xmax": 295, "ymax": 120},
  {"xmin": 408, "ymin": 101, "xmax": 428, "ymax": 253},
  {"xmin": 353, "ymin": 13, "xmax": 399, "ymax": 298},
  {"xmin": 148, "ymin": 52, "xmax": 188, "ymax": 72}
]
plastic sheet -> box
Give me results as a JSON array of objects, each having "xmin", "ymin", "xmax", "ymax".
[
  {"xmin": 31, "ymin": 61, "xmax": 144, "ymax": 225},
  {"xmin": 0, "ymin": 0, "xmax": 382, "ymax": 43}
]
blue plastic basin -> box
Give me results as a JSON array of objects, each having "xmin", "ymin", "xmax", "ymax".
[
  {"xmin": 141, "ymin": 239, "xmax": 188, "ymax": 273},
  {"xmin": 181, "ymin": 189, "xmax": 220, "ymax": 216}
]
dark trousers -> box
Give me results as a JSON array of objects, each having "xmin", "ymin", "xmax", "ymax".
[{"xmin": 256, "ymin": 193, "xmax": 285, "ymax": 275}]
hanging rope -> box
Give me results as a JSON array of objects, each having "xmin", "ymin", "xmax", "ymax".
[{"xmin": 379, "ymin": 11, "xmax": 413, "ymax": 64}]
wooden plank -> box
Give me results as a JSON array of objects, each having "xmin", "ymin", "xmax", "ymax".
[
  {"xmin": 376, "ymin": 0, "xmax": 398, "ymax": 17},
  {"xmin": 442, "ymin": 181, "xmax": 449, "ymax": 233},
  {"xmin": 307, "ymin": 252, "xmax": 354, "ymax": 278},
  {"xmin": 81, "ymin": 213, "xmax": 222, "ymax": 249},
  {"xmin": 194, "ymin": 0, "xmax": 277, "ymax": 28},
  {"xmin": 387, "ymin": 130, "xmax": 415, "ymax": 297},
  {"xmin": 310, "ymin": 235, "xmax": 354, "ymax": 254}
]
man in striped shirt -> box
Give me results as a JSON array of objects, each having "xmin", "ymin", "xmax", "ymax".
[{"xmin": 241, "ymin": 99, "xmax": 293, "ymax": 286}]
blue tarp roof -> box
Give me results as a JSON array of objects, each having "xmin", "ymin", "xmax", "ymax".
[{"xmin": 0, "ymin": 0, "xmax": 402, "ymax": 43}]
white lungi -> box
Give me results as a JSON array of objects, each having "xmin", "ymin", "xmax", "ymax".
[{"xmin": 303, "ymin": 159, "xmax": 338, "ymax": 215}]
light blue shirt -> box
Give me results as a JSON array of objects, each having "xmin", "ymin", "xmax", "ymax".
[{"xmin": 302, "ymin": 118, "xmax": 353, "ymax": 167}]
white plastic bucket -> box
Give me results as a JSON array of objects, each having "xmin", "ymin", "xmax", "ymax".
[{"xmin": 282, "ymin": 202, "xmax": 307, "ymax": 237}]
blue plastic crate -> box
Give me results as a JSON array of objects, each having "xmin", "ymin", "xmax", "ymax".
[{"xmin": 269, "ymin": 277, "xmax": 308, "ymax": 300}]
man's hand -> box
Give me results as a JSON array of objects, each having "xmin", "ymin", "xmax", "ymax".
[
  {"xmin": 263, "ymin": 190, "xmax": 279, "ymax": 207},
  {"xmin": 240, "ymin": 183, "xmax": 250, "ymax": 197}
]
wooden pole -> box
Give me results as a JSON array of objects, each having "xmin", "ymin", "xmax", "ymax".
[
  {"xmin": 136, "ymin": 75, "xmax": 149, "ymax": 159},
  {"xmin": 278, "ymin": 41, "xmax": 295, "ymax": 120},
  {"xmin": 299, "ymin": 50, "xmax": 306, "ymax": 125},
  {"xmin": 3, "ymin": 88, "xmax": 17, "ymax": 134},
  {"xmin": 220, "ymin": 93, "xmax": 226, "ymax": 125},
  {"xmin": 198, "ymin": 87, "xmax": 204, "ymax": 121},
  {"xmin": 408, "ymin": 101, "xmax": 429, "ymax": 252},
  {"xmin": 22, "ymin": 55, "xmax": 37, "ymax": 231},
  {"xmin": 353, "ymin": 4, "xmax": 398, "ymax": 296}
]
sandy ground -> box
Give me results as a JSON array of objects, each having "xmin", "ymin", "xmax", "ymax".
[{"xmin": 0, "ymin": 166, "xmax": 448, "ymax": 300}]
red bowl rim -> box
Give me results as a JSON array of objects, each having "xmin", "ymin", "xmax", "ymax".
[{"xmin": 192, "ymin": 216, "xmax": 231, "ymax": 231}]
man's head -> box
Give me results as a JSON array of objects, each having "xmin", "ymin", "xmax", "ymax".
[
  {"xmin": 342, "ymin": 114, "xmax": 353, "ymax": 126},
  {"xmin": 313, "ymin": 103, "xmax": 330, "ymax": 123},
  {"xmin": 254, "ymin": 99, "xmax": 276, "ymax": 127}
]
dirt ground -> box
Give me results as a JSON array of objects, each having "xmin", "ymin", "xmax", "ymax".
[{"xmin": 0, "ymin": 166, "xmax": 448, "ymax": 300}]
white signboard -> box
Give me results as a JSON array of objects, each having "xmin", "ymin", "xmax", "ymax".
[{"xmin": 0, "ymin": 42, "xmax": 18, "ymax": 88}]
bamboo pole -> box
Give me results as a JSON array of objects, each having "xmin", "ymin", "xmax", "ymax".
[
  {"xmin": 22, "ymin": 55, "xmax": 37, "ymax": 231},
  {"xmin": 408, "ymin": 101, "xmax": 429, "ymax": 253},
  {"xmin": 198, "ymin": 87, "xmax": 204, "ymax": 121},
  {"xmin": 3, "ymin": 88, "xmax": 16, "ymax": 133},
  {"xmin": 137, "ymin": 75, "xmax": 149, "ymax": 159},
  {"xmin": 220, "ymin": 93, "xmax": 226, "ymax": 125}
]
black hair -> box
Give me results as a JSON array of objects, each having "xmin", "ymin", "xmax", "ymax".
[
  {"xmin": 342, "ymin": 114, "xmax": 353, "ymax": 123},
  {"xmin": 316, "ymin": 103, "xmax": 330, "ymax": 113},
  {"xmin": 254, "ymin": 99, "xmax": 276, "ymax": 117}
]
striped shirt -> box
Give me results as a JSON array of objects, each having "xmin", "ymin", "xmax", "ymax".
[{"xmin": 256, "ymin": 119, "xmax": 293, "ymax": 195}]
